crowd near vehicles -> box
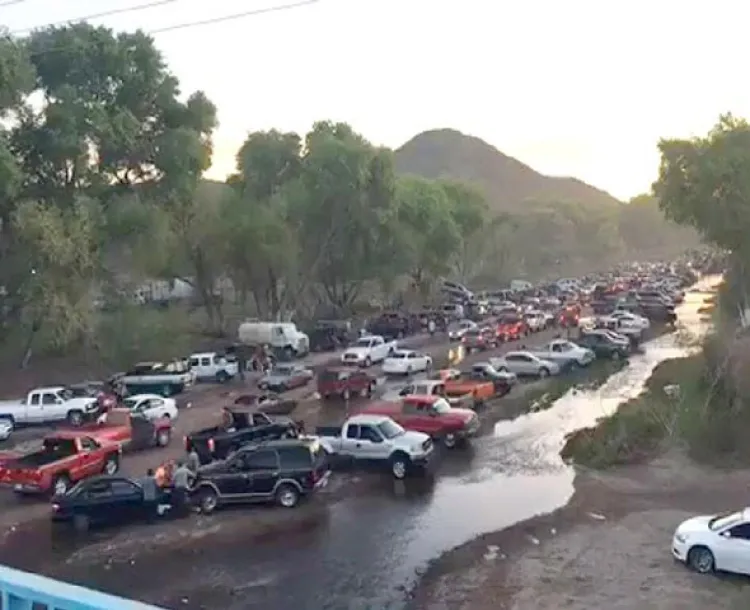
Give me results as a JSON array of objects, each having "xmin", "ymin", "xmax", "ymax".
[{"xmin": 0, "ymin": 257, "xmax": 708, "ymax": 534}]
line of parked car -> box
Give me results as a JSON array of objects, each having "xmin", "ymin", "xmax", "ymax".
[{"xmin": 0, "ymin": 259, "xmax": 708, "ymax": 533}]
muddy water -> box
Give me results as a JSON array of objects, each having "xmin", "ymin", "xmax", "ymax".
[{"xmin": 1, "ymin": 282, "xmax": 717, "ymax": 610}]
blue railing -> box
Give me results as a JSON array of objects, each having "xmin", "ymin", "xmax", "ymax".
[{"xmin": 0, "ymin": 564, "xmax": 164, "ymax": 609}]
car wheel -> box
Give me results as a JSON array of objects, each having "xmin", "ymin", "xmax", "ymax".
[
  {"xmin": 102, "ymin": 455, "xmax": 119, "ymax": 475},
  {"xmin": 156, "ymin": 429, "xmax": 171, "ymax": 447},
  {"xmin": 73, "ymin": 514, "xmax": 90, "ymax": 533},
  {"xmin": 406, "ymin": 366, "xmax": 413, "ymax": 375},
  {"xmin": 67, "ymin": 410, "xmax": 83, "ymax": 426},
  {"xmin": 278, "ymin": 384, "xmax": 288, "ymax": 393},
  {"xmin": 342, "ymin": 388, "xmax": 351, "ymax": 401},
  {"xmin": 198, "ymin": 487, "xmax": 219, "ymax": 514},
  {"xmin": 52, "ymin": 474, "xmax": 71, "ymax": 496},
  {"xmin": 275, "ymin": 483, "xmax": 300, "ymax": 508},
  {"xmin": 539, "ymin": 367, "xmax": 550, "ymax": 378},
  {"xmin": 364, "ymin": 357, "xmax": 372, "ymax": 368},
  {"xmin": 443, "ymin": 433, "xmax": 458, "ymax": 449},
  {"xmin": 390, "ymin": 453, "xmax": 410, "ymax": 479},
  {"xmin": 216, "ymin": 371, "xmax": 229, "ymax": 383},
  {"xmin": 687, "ymin": 546, "xmax": 715, "ymax": 574}
]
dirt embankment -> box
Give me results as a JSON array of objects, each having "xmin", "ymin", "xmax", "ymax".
[{"xmin": 411, "ymin": 450, "xmax": 750, "ymax": 610}]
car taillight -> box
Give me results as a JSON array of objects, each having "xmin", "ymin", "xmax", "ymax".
[{"xmin": 208, "ymin": 438, "xmax": 215, "ymax": 453}]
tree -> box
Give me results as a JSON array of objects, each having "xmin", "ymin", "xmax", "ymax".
[
  {"xmin": 12, "ymin": 24, "xmax": 216, "ymax": 205},
  {"xmin": 294, "ymin": 121, "xmax": 397, "ymax": 312},
  {"xmin": 12, "ymin": 199, "xmax": 100, "ymax": 366},
  {"xmin": 441, "ymin": 181, "xmax": 487, "ymax": 282},
  {"xmin": 654, "ymin": 113, "xmax": 750, "ymax": 255},
  {"xmin": 394, "ymin": 176, "xmax": 460, "ymax": 295}
]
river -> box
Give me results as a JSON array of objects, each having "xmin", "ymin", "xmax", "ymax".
[{"xmin": 2, "ymin": 280, "xmax": 717, "ymax": 609}]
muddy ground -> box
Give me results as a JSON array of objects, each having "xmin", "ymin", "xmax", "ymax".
[{"xmin": 411, "ymin": 449, "xmax": 750, "ymax": 610}]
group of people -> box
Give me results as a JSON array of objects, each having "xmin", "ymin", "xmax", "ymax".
[{"xmin": 140, "ymin": 448, "xmax": 201, "ymax": 520}]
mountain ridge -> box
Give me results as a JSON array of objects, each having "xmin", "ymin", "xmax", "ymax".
[{"xmin": 393, "ymin": 128, "xmax": 622, "ymax": 211}]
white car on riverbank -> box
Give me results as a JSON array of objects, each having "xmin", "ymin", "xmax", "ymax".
[
  {"xmin": 672, "ymin": 509, "xmax": 750, "ymax": 575},
  {"xmin": 382, "ymin": 350, "xmax": 432, "ymax": 376},
  {"xmin": 490, "ymin": 352, "xmax": 561, "ymax": 378}
]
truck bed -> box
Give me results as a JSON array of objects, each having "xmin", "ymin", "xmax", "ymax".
[
  {"xmin": 8, "ymin": 449, "xmax": 73, "ymax": 469},
  {"xmin": 315, "ymin": 425, "xmax": 342, "ymax": 438}
]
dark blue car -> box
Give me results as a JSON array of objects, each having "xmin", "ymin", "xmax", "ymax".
[{"xmin": 51, "ymin": 475, "xmax": 158, "ymax": 531}]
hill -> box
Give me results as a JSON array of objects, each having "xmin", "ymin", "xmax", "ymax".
[{"xmin": 394, "ymin": 128, "xmax": 622, "ymax": 211}]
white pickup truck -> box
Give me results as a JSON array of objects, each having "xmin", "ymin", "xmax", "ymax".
[
  {"xmin": 341, "ymin": 335, "xmax": 397, "ymax": 367},
  {"xmin": 0, "ymin": 387, "xmax": 99, "ymax": 426},
  {"xmin": 189, "ymin": 352, "xmax": 239, "ymax": 383},
  {"xmin": 315, "ymin": 414, "xmax": 433, "ymax": 479}
]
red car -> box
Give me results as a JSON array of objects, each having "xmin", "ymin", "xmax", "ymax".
[
  {"xmin": 496, "ymin": 315, "xmax": 528, "ymax": 342},
  {"xmin": 360, "ymin": 395, "xmax": 479, "ymax": 448},
  {"xmin": 317, "ymin": 367, "xmax": 376, "ymax": 400},
  {"xmin": 559, "ymin": 304, "xmax": 581, "ymax": 327}
]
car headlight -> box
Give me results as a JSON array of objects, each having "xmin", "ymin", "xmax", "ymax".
[{"xmin": 674, "ymin": 533, "xmax": 687, "ymax": 544}]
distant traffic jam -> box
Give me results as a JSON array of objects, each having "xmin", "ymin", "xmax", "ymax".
[{"xmin": 0, "ymin": 263, "xmax": 694, "ymax": 532}]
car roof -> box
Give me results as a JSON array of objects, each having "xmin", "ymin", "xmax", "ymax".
[
  {"xmin": 126, "ymin": 393, "xmax": 162, "ymax": 401},
  {"xmin": 346, "ymin": 413, "xmax": 392, "ymax": 425}
]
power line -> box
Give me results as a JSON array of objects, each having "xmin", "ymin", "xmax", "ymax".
[
  {"xmin": 16, "ymin": 0, "xmax": 320, "ymax": 58},
  {"xmin": 11, "ymin": 0, "xmax": 180, "ymax": 35},
  {"xmin": 149, "ymin": 0, "xmax": 319, "ymax": 35}
]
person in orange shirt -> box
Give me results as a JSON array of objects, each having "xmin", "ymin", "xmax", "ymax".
[{"xmin": 154, "ymin": 460, "xmax": 174, "ymax": 488}]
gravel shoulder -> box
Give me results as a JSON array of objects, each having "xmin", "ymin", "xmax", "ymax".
[{"xmin": 412, "ymin": 450, "xmax": 750, "ymax": 610}]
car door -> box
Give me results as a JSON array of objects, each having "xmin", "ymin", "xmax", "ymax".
[
  {"xmin": 716, "ymin": 523, "xmax": 750, "ymax": 574},
  {"xmin": 39, "ymin": 391, "xmax": 63, "ymax": 423},
  {"xmin": 402, "ymin": 400, "xmax": 438, "ymax": 435},
  {"xmin": 357, "ymin": 425, "xmax": 390, "ymax": 460},
  {"xmin": 504, "ymin": 355, "xmax": 524, "ymax": 374},
  {"xmin": 147, "ymin": 398, "xmax": 166, "ymax": 418},
  {"xmin": 24, "ymin": 392, "xmax": 42, "ymax": 423},
  {"xmin": 372, "ymin": 337, "xmax": 385, "ymax": 361},
  {"xmin": 109, "ymin": 478, "xmax": 147, "ymax": 523},
  {"xmin": 78, "ymin": 437, "xmax": 106, "ymax": 477},
  {"xmin": 243, "ymin": 449, "xmax": 280, "ymax": 496},
  {"xmin": 80, "ymin": 479, "xmax": 117, "ymax": 525}
]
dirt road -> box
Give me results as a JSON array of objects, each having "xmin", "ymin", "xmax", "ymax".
[{"xmin": 412, "ymin": 451, "xmax": 750, "ymax": 610}]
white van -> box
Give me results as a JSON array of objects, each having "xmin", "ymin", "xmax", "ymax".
[{"xmin": 237, "ymin": 321, "xmax": 310, "ymax": 357}]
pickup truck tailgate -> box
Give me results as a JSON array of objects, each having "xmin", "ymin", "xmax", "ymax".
[{"xmin": 0, "ymin": 462, "xmax": 45, "ymax": 491}]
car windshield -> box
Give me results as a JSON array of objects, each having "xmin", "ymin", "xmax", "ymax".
[
  {"xmin": 58, "ymin": 388, "xmax": 74, "ymax": 401},
  {"xmin": 354, "ymin": 339, "xmax": 372, "ymax": 347},
  {"xmin": 273, "ymin": 366, "xmax": 293, "ymax": 376},
  {"xmin": 432, "ymin": 398, "xmax": 451, "ymax": 413},
  {"xmin": 709, "ymin": 511, "xmax": 744, "ymax": 531},
  {"xmin": 377, "ymin": 419, "xmax": 404, "ymax": 439}
]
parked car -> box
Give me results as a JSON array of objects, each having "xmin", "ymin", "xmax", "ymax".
[
  {"xmin": 448, "ymin": 319, "xmax": 477, "ymax": 341},
  {"xmin": 120, "ymin": 361, "xmax": 194, "ymax": 397},
  {"xmin": 576, "ymin": 330, "xmax": 630, "ymax": 360},
  {"xmin": 184, "ymin": 409, "xmax": 300, "ymax": 464},
  {"xmin": 361, "ymin": 395, "xmax": 479, "ymax": 449},
  {"xmin": 462, "ymin": 327, "xmax": 498, "ymax": 352},
  {"xmin": 52, "ymin": 475, "xmax": 156, "ymax": 532},
  {"xmin": 341, "ymin": 335, "xmax": 396, "ymax": 367},
  {"xmin": 0, "ymin": 387, "xmax": 100, "ymax": 427},
  {"xmin": 382, "ymin": 350, "xmax": 432, "ymax": 376},
  {"xmin": 191, "ymin": 438, "xmax": 330, "ymax": 513},
  {"xmin": 0, "ymin": 432, "xmax": 121, "ymax": 496},
  {"xmin": 397, "ymin": 379, "xmax": 475, "ymax": 409},
  {"xmin": 258, "ymin": 364, "xmax": 314, "ymax": 393},
  {"xmin": 80, "ymin": 407, "xmax": 173, "ymax": 451},
  {"xmin": 527, "ymin": 340, "xmax": 595, "ymax": 369},
  {"xmin": 523, "ymin": 311, "xmax": 547, "ymax": 332},
  {"xmin": 466, "ymin": 362, "xmax": 518, "ymax": 395},
  {"xmin": 490, "ymin": 351, "xmax": 561, "ymax": 378},
  {"xmin": 316, "ymin": 414, "xmax": 433, "ymax": 479},
  {"xmin": 496, "ymin": 314, "xmax": 528, "ymax": 341},
  {"xmin": 123, "ymin": 394, "xmax": 178, "ymax": 421},
  {"xmin": 672, "ymin": 509, "xmax": 750, "ymax": 575},
  {"xmin": 317, "ymin": 367, "xmax": 376, "ymax": 401},
  {"xmin": 609, "ymin": 310, "xmax": 650, "ymax": 330},
  {"xmin": 189, "ymin": 352, "xmax": 239, "ymax": 383}
]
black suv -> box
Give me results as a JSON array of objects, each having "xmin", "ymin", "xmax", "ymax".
[{"xmin": 192, "ymin": 438, "xmax": 329, "ymax": 513}]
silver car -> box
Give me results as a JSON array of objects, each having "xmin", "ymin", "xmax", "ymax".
[{"xmin": 490, "ymin": 351, "xmax": 561, "ymax": 378}]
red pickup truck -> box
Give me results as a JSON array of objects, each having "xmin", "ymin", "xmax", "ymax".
[
  {"xmin": 360, "ymin": 395, "xmax": 479, "ymax": 448},
  {"xmin": 0, "ymin": 431, "xmax": 121, "ymax": 496},
  {"xmin": 78, "ymin": 408, "xmax": 172, "ymax": 450}
]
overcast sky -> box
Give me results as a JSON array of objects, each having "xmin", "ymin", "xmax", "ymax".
[{"xmin": 2, "ymin": 0, "xmax": 744, "ymax": 200}]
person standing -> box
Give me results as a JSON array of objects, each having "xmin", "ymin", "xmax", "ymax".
[
  {"xmin": 141, "ymin": 468, "xmax": 160, "ymax": 523},
  {"xmin": 187, "ymin": 447, "xmax": 201, "ymax": 473},
  {"xmin": 171, "ymin": 461, "xmax": 194, "ymax": 518}
]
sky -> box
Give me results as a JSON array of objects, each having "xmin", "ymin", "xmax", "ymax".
[{"xmin": 1, "ymin": 0, "xmax": 746, "ymax": 201}]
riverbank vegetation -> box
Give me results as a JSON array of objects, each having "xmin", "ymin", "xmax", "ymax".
[{"xmin": 564, "ymin": 114, "xmax": 750, "ymax": 469}]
